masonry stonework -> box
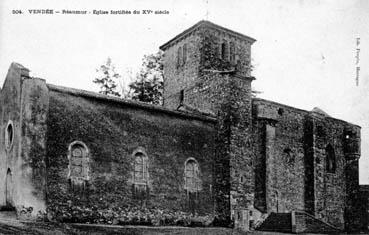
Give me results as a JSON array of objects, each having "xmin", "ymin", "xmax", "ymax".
[
  {"xmin": 0, "ymin": 21, "xmax": 363, "ymax": 232},
  {"xmin": 0, "ymin": 63, "xmax": 47, "ymax": 218}
]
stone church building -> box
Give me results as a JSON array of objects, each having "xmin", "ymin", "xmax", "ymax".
[{"xmin": 0, "ymin": 21, "xmax": 363, "ymax": 233}]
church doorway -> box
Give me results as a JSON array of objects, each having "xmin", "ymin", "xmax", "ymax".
[{"xmin": 5, "ymin": 168, "xmax": 14, "ymax": 210}]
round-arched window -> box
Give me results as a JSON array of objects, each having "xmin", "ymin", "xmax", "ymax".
[
  {"xmin": 5, "ymin": 121, "xmax": 14, "ymax": 150},
  {"xmin": 134, "ymin": 152, "xmax": 148, "ymax": 183},
  {"xmin": 132, "ymin": 148, "xmax": 149, "ymax": 200},
  {"xmin": 184, "ymin": 158, "xmax": 201, "ymax": 192},
  {"xmin": 68, "ymin": 141, "xmax": 89, "ymax": 181}
]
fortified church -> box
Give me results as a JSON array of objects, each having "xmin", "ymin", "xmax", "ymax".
[{"xmin": 0, "ymin": 21, "xmax": 362, "ymax": 233}]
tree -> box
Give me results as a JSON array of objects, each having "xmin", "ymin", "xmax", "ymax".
[
  {"xmin": 93, "ymin": 57, "xmax": 121, "ymax": 97},
  {"xmin": 129, "ymin": 51, "xmax": 164, "ymax": 105}
]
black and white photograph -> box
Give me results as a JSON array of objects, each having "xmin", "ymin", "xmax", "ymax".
[{"xmin": 0, "ymin": 0, "xmax": 368, "ymax": 234}]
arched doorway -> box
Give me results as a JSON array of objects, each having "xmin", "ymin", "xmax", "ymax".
[{"xmin": 5, "ymin": 168, "xmax": 14, "ymax": 209}]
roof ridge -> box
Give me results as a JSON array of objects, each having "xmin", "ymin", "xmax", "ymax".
[{"xmin": 160, "ymin": 20, "xmax": 256, "ymax": 50}]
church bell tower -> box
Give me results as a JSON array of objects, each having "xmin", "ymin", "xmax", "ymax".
[{"xmin": 160, "ymin": 20, "xmax": 257, "ymax": 223}]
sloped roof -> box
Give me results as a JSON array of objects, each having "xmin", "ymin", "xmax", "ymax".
[
  {"xmin": 47, "ymin": 83, "xmax": 217, "ymax": 123},
  {"xmin": 159, "ymin": 20, "xmax": 256, "ymax": 50},
  {"xmin": 253, "ymin": 98, "xmax": 360, "ymax": 128}
]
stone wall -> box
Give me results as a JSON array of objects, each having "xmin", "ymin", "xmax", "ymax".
[
  {"xmin": 252, "ymin": 98, "xmax": 361, "ymax": 230},
  {"xmin": 0, "ymin": 63, "xmax": 47, "ymax": 218},
  {"xmin": 45, "ymin": 87, "xmax": 217, "ymax": 224},
  {"xmin": 253, "ymin": 100, "xmax": 306, "ymax": 213},
  {"xmin": 294, "ymin": 211, "xmax": 340, "ymax": 233},
  {"xmin": 312, "ymin": 115, "xmax": 347, "ymax": 228},
  {"xmin": 358, "ymin": 185, "xmax": 369, "ymax": 231}
]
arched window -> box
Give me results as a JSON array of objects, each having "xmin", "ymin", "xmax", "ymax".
[
  {"xmin": 182, "ymin": 44, "xmax": 187, "ymax": 64},
  {"xmin": 326, "ymin": 144, "xmax": 336, "ymax": 173},
  {"xmin": 132, "ymin": 149, "xmax": 149, "ymax": 199},
  {"xmin": 5, "ymin": 121, "xmax": 14, "ymax": 151},
  {"xmin": 68, "ymin": 141, "xmax": 89, "ymax": 183},
  {"xmin": 221, "ymin": 42, "xmax": 228, "ymax": 61},
  {"xmin": 230, "ymin": 42, "xmax": 235, "ymax": 63},
  {"xmin": 184, "ymin": 158, "xmax": 202, "ymax": 214},
  {"xmin": 184, "ymin": 158, "xmax": 201, "ymax": 192},
  {"xmin": 134, "ymin": 152, "xmax": 148, "ymax": 184}
]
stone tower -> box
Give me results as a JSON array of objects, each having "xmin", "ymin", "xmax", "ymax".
[
  {"xmin": 160, "ymin": 20, "xmax": 255, "ymax": 113},
  {"xmin": 160, "ymin": 20, "xmax": 257, "ymax": 223}
]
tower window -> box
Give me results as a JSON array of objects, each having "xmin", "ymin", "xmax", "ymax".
[
  {"xmin": 132, "ymin": 150, "xmax": 149, "ymax": 200},
  {"xmin": 326, "ymin": 144, "xmax": 336, "ymax": 173},
  {"xmin": 68, "ymin": 141, "xmax": 89, "ymax": 184},
  {"xmin": 230, "ymin": 42, "xmax": 235, "ymax": 63},
  {"xmin": 183, "ymin": 44, "xmax": 187, "ymax": 64}
]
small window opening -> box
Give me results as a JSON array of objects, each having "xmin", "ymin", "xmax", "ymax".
[
  {"xmin": 177, "ymin": 46, "xmax": 182, "ymax": 68},
  {"xmin": 221, "ymin": 42, "xmax": 227, "ymax": 60},
  {"xmin": 179, "ymin": 90, "xmax": 184, "ymax": 104},
  {"xmin": 278, "ymin": 108, "xmax": 284, "ymax": 116},
  {"xmin": 238, "ymin": 211, "xmax": 242, "ymax": 220},
  {"xmin": 249, "ymin": 220, "xmax": 255, "ymax": 229},
  {"xmin": 326, "ymin": 144, "xmax": 336, "ymax": 173},
  {"xmin": 183, "ymin": 44, "xmax": 187, "ymax": 64},
  {"xmin": 5, "ymin": 121, "xmax": 14, "ymax": 150}
]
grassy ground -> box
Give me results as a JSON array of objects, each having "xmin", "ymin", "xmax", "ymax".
[{"xmin": 0, "ymin": 212, "xmax": 361, "ymax": 235}]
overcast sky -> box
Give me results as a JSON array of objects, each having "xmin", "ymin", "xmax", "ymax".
[{"xmin": 1, "ymin": 0, "xmax": 369, "ymax": 182}]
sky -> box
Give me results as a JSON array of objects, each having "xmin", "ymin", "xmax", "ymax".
[{"xmin": 1, "ymin": 0, "xmax": 369, "ymax": 182}]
